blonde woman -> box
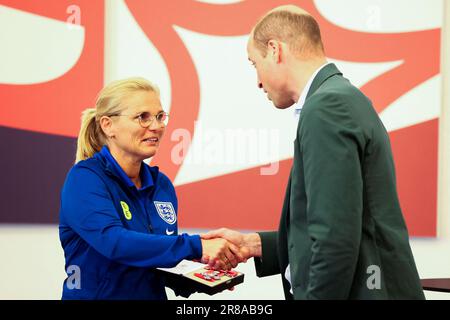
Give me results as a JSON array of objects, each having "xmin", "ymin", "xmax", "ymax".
[{"xmin": 59, "ymin": 78, "xmax": 242, "ymax": 299}]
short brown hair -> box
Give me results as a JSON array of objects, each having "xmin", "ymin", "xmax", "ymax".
[{"xmin": 253, "ymin": 11, "xmax": 324, "ymax": 57}]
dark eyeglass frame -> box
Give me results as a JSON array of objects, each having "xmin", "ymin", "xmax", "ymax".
[{"xmin": 110, "ymin": 111, "xmax": 169, "ymax": 128}]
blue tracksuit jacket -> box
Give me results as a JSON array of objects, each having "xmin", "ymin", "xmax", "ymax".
[{"xmin": 59, "ymin": 146, "xmax": 202, "ymax": 299}]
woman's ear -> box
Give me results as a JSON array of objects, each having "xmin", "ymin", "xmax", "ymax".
[{"xmin": 100, "ymin": 116, "xmax": 115, "ymax": 139}]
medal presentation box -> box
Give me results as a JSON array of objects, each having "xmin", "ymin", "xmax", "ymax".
[{"xmin": 158, "ymin": 260, "xmax": 245, "ymax": 295}]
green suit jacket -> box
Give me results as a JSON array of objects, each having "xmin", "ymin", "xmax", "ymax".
[{"xmin": 255, "ymin": 63, "xmax": 424, "ymax": 300}]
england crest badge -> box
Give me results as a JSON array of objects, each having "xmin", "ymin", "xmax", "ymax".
[{"xmin": 154, "ymin": 201, "xmax": 177, "ymax": 225}]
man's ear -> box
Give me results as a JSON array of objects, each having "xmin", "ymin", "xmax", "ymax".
[
  {"xmin": 100, "ymin": 116, "xmax": 114, "ymax": 139},
  {"xmin": 267, "ymin": 39, "xmax": 282, "ymax": 63}
]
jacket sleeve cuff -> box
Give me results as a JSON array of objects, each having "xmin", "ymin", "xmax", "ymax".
[
  {"xmin": 184, "ymin": 234, "xmax": 202, "ymax": 260},
  {"xmin": 254, "ymin": 231, "xmax": 280, "ymax": 277}
]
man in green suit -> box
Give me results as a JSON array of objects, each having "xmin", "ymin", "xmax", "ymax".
[{"xmin": 203, "ymin": 5, "xmax": 424, "ymax": 299}]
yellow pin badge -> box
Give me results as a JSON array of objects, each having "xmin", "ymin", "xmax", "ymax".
[{"xmin": 120, "ymin": 201, "xmax": 132, "ymax": 220}]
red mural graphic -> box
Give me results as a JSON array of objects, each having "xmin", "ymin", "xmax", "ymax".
[
  {"xmin": 125, "ymin": 0, "xmax": 439, "ymax": 236},
  {"xmin": 0, "ymin": 1, "xmax": 439, "ymax": 236}
]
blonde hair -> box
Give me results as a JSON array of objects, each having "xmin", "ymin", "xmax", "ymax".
[
  {"xmin": 75, "ymin": 77, "xmax": 160, "ymax": 163},
  {"xmin": 253, "ymin": 10, "xmax": 324, "ymax": 58}
]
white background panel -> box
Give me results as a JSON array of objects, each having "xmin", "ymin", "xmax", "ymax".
[{"xmin": 0, "ymin": 5, "xmax": 84, "ymax": 85}]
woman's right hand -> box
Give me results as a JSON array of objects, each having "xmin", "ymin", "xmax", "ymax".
[{"xmin": 200, "ymin": 238, "xmax": 244, "ymax": 270}]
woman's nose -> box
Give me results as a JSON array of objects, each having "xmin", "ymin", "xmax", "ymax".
[{"xmin": 148, "ymin": 118, "xmax": 164, "ymax": 131}]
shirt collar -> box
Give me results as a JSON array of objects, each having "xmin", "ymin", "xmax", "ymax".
[
  {"xmin": 100, "ymin": 145, "xmax": 154, "ymax": 191},
  {"xmin": 294, "ymin": 62, "xmax": 332, "ymax": 117}
]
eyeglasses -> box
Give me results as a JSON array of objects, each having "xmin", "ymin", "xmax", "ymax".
[{"xmin": 110, "ymin": 111, "xmax": 169, "ymax": 128}]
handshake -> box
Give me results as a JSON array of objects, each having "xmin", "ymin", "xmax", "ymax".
[{"xmin": 199, "ymin": 228, "xmax": 262, "ymax": 271}]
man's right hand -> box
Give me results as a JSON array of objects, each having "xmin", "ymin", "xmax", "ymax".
[
  {"xmin": 200, "ymin": 238, "xmax": 244, "ymax": 270},
  {"xmin": 201, "ymin": 228, "xmax": 262, "ymax": 264}
]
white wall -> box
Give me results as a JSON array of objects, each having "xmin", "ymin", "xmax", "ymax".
[{"xmin": 409, "ymin": 1, "xmax": 450, "ymax": 300}]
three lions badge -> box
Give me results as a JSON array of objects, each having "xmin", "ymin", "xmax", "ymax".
[{"xmin": 154, "ymin": 201, "xmax": 177, "ymax": 225}]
